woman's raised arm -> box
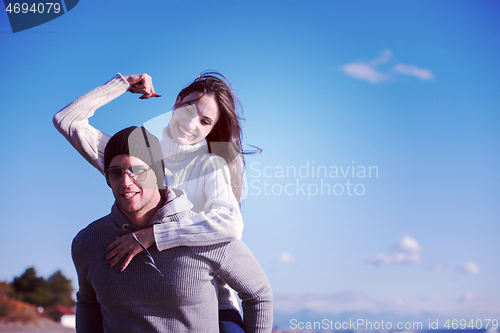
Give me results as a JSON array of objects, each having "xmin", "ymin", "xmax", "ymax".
[{"xmin": 53, "ymin": 73, "xmax": 160, "ymax": 173}]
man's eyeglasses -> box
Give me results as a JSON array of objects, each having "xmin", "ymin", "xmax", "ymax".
[{"xmin": 105, "ymin": 166, "xmax": 151, "ymax": 184}]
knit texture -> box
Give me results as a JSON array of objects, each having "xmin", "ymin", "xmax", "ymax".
[{"xmin": 72, "ymin": 189, "xmax": 272, "ymax": 333}]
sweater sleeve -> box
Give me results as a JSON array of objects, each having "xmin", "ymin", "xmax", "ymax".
[
  {"xmin": 153, "ymin": 155, "xmax": 244, "ymax": 250},
  {"xmin": 216, "ymin": 241, "xmax": 273, "ymax": 333},
  {"xmin": 53, "ymin": 74, "xmax": 130, "ymax": 174},
  {"xmin": 72, "ymin": 235, "xmax": 104, "ymax": 333}
]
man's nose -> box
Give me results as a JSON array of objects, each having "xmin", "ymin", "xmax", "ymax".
[{"xmin": 120, "ymin": 171, "xmax": 135, "ymax": 186}]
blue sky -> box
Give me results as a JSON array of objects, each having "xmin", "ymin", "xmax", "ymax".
[{"xmin": 1, "ymin": 0, "xmax": 499, "ymax": 323}]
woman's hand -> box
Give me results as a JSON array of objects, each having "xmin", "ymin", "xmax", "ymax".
[
  {"xmin": 123, "ymin": 73, "xmax": 161, "ymax": 99},
  {"xmin": 105, "ymin": 227, "xmax": 155, "ymax": 271}
]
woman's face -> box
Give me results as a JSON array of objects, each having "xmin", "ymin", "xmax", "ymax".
[{"xmin": 169, "ymin": 92, "xmax": 219, "ymax": 145}]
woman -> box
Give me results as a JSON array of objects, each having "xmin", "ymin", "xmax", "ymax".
[{"xmin": 54, "ymin": 72, "xmax": 254, "ymax": 332}]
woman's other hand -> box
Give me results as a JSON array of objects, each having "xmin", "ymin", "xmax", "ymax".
[{"xmin": 105, "ymin": 227, "xmax": 155, "ymax": 271}]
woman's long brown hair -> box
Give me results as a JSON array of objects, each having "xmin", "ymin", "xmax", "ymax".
[{"xmin": 175, "ymin": 71, "xmax": 248, "ymax": 202}]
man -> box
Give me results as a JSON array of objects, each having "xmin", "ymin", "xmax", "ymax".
[{"xmin": 71, "ymin": 126, "xmax": 272, "ymax": 332}]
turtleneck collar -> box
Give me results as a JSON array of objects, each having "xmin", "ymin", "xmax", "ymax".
[{"xmin": 160, "ymin": 125, "xmax": 209, "ymax": 163}]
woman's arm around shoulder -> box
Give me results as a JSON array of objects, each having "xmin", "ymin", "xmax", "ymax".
[{"xmin": 153, "ymin": 154, "xmax": 244, "ymax": 251}]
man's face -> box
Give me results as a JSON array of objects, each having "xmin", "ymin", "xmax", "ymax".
[{"xmin": 108, "ymin": 155, "xmax": 159, "ymax": 217}]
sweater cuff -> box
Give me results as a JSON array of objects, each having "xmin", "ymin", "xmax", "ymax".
[
  {"xmin": 107, "ymin": 73, "xmax": 130, "ymax": 92},
  {"xmin": 153, "ymin": 224, "xmax": 182, "ymax": 251},
  {"xmin": 152, "ymin": 220, "xmax": 243, "ymax": 251}
]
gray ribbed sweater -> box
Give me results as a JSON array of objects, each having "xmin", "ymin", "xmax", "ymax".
[{"xmin": 72, "ymin": 189, "xmax": 272, "ymax": 333}]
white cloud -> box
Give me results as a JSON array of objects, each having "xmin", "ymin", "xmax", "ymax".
[
  {"xmin": 366, "ymin": 253, "xmax": 393, "ymax": 265},
  {"xmin": 370, "ymin": 49, "xmax": 393, "ymax": 66},
  {"xmin": 396, "ymin": 235, "xmax": 423, "ymax": 253},
  {"xmin": 366, "ymin": 235, "xmax": 422, "ymax": 266},
  {"xmin": 397, "ymin": 252, "xmax": 421, "ymax": 265},
  {"xmin": 340, "ymin": 50, "xmax": 435, "ymax": 83},
  {"xmin": 340, "ymin": 62, "xmax": 389, "ymax": 83},
  {"xmin": 278, "ymin": 251, "xmax": 298, "ymax": 265},
  {"xmin": 340, "ymin": 50, "xmax": 391, "ymax": 83},
  {"xmin": 459, "ymin": 291, "xmax": 476, "ymax": 302},
  {"xmin": 457, "ymin": 261, "xmax": 481, "ymax": 274},
  {"xmin": 367, "ymin": 252, "xmax": 421, "ymax": 265},
  {"xmin": 393, "ymin": 63, "xmax": 435, "ymax": 80},
  {"xmin": 428, "ymin": 263, "xmax": 445, "ymax": 271}
]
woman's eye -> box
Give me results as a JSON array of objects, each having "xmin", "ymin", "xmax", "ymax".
[{"xmin": 201, "ymin": 119, "xmax": 212, "ymax": 126}]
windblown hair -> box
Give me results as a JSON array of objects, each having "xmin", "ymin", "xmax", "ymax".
[{"xmin": 175, "ymin": 71, "xmax": 247, "ymax": 202}]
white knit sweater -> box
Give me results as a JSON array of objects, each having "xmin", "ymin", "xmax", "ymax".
[{"xmin": 54, "ymin": 74, "xmax": 244, "ymax": 310}]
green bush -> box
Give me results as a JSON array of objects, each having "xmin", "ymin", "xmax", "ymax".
[{"xmin": 8, "ymin": 267, "xmax": 75, "ymax": 309}]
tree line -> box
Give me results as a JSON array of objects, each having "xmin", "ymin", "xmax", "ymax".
[{"xmin": 2, "ymin": 267, "xmax": 75, "ymax": 309}]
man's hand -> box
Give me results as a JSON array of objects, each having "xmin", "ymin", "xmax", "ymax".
[
  {"xmin": 105, "ymin": 227, "xmax": 155, "ymax": 271},
  {"xmin": 123, "ymin": 73, "xmax": 161, "ymax": 99}
]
